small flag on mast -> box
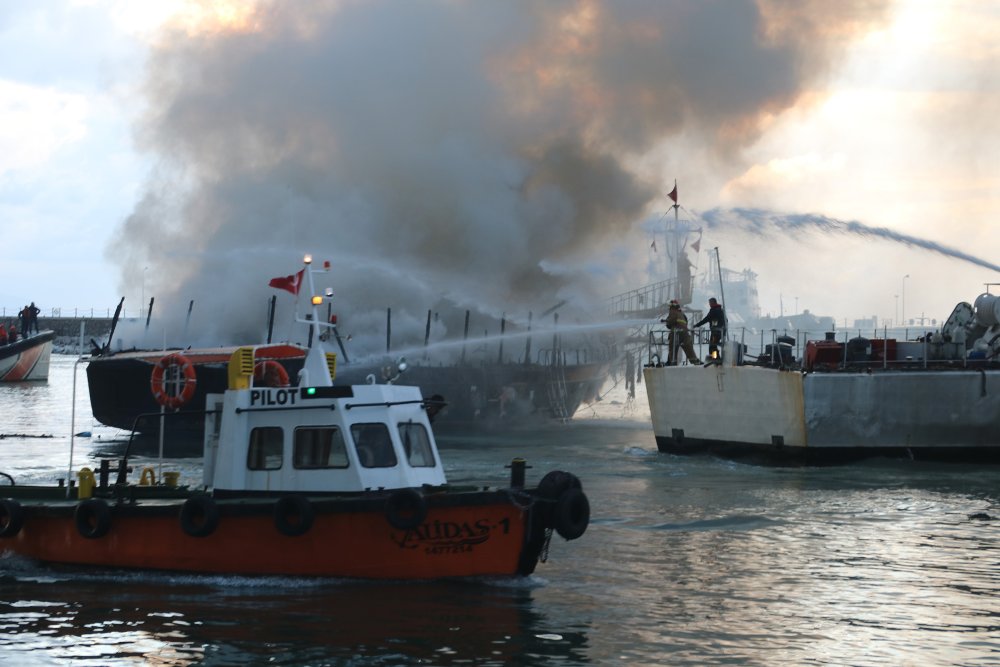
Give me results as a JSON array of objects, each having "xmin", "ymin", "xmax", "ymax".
[
  {"xmin": 268, "ymin": 268, "xmax": 305, "ymax": 295},
  {"xmin": 668, "ymin": 181, "xmax": 678, "ymax": 204}
]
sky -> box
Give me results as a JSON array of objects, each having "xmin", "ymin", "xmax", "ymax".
[{"xmin": 1, "ymin": 0, "xmax": 998, "ymax": 352}]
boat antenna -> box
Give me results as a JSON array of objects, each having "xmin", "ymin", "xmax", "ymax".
[
  {"xmin": 665, "ymin": 179, "xmax": 681, "ymax": 301},
  {"xmin": 298, "ymin": 254, "xmax": 335, "ymax": 386},
  {"xmin": 714, "ymin": 246, "xmax": 727, "ymax": 311}
]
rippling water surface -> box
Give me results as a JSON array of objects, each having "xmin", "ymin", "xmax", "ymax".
[{"xmin": 1, "ymin": 356, "xmax": 998, "ymax": 665}]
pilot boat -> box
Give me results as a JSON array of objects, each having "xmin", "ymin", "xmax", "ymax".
[{"xmin": 0, "ymin": 256, "xmax": 590, "ymax": 578}]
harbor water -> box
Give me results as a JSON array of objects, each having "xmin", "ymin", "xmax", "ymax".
[{"xmin": 1, "ymin": 355, "xmax": 999, "ymax": 666}]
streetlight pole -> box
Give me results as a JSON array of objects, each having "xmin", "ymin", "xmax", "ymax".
[
  {"xmin": 902, "ymin": 274, "xmax": 909, "ymax": 326},
  {"xmin": 894, "ymin": 294, "xmax": 899, "ymax": 327}
]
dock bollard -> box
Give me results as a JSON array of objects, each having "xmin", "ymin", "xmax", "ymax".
[{"xmin": 508, "ymin": 458, "xmax": 528, "ymax": 488}]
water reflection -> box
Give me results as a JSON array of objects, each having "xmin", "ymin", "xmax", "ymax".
[{"xmin": 0, "ymin": 566, "xmax": 590, "ymax": 666}]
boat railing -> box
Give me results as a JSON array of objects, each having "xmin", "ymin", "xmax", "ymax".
[{"xmin": 647, "ymin": 322, "xmax": 996, "ymax": 372}]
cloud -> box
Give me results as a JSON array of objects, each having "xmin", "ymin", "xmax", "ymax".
[{"xmin": 0, "ymin": 81, "xmax": 88, "ymax": 176}]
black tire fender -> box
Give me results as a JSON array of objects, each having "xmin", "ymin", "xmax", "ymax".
[
  {"xmin": 179, "ymin": 495, "xmax": 219, "ymax": 538},
  {"xmin": 536, "ymin": 470, "xmax": 583, "ymax": 527},
  {"xmin": 385, "ymin": 488, "xmax": 427, "ymax": 530},
  {"xmin": 553, "ymin": 488, "xmax": 590, "ymax": 541},
  {"xmin": 0, "ymin": 499, "xmax": 24, "ymax": 538},
  {"xmin": 274, "ymin": 495, "xmax": 314, "ymax": 537},
  {"xmin": 75, "ymin": 498, "xmax": 112, "ymax": 539}
]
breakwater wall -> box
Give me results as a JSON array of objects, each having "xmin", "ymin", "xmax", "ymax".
[{"xmin": 34, "ymin": 317, "xmax": 115, "ymax": 341}]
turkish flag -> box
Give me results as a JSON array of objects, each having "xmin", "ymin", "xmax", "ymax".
[{"xmin": 268, "ymin": 268, "xmax": 304, "ymax": 295}]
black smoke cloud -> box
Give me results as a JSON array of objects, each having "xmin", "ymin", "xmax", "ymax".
[{"xmin": 109, "ymin": 0, "xmax": 891, "ymax": 357}]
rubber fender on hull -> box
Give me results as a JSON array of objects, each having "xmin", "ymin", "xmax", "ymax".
[
  {"xmin": 0, "ymin": 498, "xmax": 24, "ymax": 538},
  {"xmin": 179, "ymin": 495, "xmax": 219, "ymax": 538},
  {"xmin": 553, "ymin": 487, "xmax": 590, "ymax": 540},
  {"xmin": 385, "ymin": 488, "xmax": 428, "ymax": 530},
  {"xmin": 536, "ymin": 470, "xmax": 583, "ymax": 526},
  {"xmin": 75, "ymin": 498, "xmax": 112, "ymax": 539},
  {"xmin": 274, "ymin": 495, "xmax": 315, "ymax": 536}
]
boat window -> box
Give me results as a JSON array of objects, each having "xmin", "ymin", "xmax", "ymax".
[
  {"xmin": 247, "ymin": 426, "xmax": 283, "ymax": 470},
  {"xmin": 350, "ymin": 423, "xmax": 397, "ymax": 468},
  {"xmin": 399, "ymin": 421, "xmax": 435, "ymax": 468},
  {"xmin": 293, "ymin": 426, "xmax": 349, "ymax": 469}
]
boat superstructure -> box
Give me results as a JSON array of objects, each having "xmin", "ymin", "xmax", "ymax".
[{"xmin": 644, "ymin": 291, "xmax": 1000, "ymax": 464}]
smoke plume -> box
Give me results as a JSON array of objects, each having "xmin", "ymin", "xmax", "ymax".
[{"xmin": 109, "ymin": 0, "xmax": 891, "ymax": 357}]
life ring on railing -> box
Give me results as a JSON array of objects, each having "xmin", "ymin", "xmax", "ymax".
[
  {"xmin": 0, "ymin": 499, "xmax": 24, "ymax": 538},
  {"xmin": 75, "ymin": 498, "xmax": 112, "ymax": 539},
  {"xmin": 254, "ymin": 360, "xmax": 290, "ymax": 388},
  {"xmin": 179, "ymin": 495, "xmax": 219, "ymax": 538},
  {"xmin": 274, "ymin": 495, "xmax": 314, "ymax": 536},
  {"xmin": 385, "ymin": 489, "xmax": 428, "ymax": 530},
  {"xmin": 553, "ymin": 487, "xmax": 590, "ymax": 540},
  {"xmin": 150, "ymin": 353, "xmax": 197, "ymax": 409}
]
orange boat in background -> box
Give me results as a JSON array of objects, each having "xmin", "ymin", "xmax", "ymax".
[
  {"xmin": 0, "ymin": 330, "xmax": 54, "ymax": 381},
  {"xmin": 0, "ymin": 257, "xmax": 590, "ymax": 578}
]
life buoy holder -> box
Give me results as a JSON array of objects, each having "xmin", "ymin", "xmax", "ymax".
[
  {"xmin": 385, "ymin": 488, "xmax": 428, "ymax": 530},
  {"xmin": 75, "ymin": 498, "xmax": 112, "ymax": 539},
  {"xmin": 179, "ymin": 495, "xmax": 219, "ymax": 538},
  {"xmin": 254, "ymin": 360, "xmax": 290, "ymax": 388},
  {"xmin": 553, "ymin": 487, "xmax": 590, "ymax": 540},
  {"xmin": 150, "ymin": 353, "xmax": 197, "ymax": 410},
  {"xmin": 274, "ymin": 495, "xmax": 314, "ymax": 536},
  {"xmin": 0, "ymin": 499, "xmax": 24, "ymax": 538}
]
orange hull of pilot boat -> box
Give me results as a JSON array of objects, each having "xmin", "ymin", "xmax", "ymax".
[
  {"xmin": 0, "ymin": 258, "xmax": 589, "ymax": 579},
  {"xmin": 2, "ymin": 487, "xmax": 570, "ymax": 578}
]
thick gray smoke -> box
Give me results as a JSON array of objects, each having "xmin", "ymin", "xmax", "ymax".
[{"xmin": 108, "ymin": 0, "xmax": 891, "ymax": 357}]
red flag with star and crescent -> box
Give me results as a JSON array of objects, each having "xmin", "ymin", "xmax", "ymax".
[{"xmin": 268, "ymin": 269, "xmax": 304, "ymax": 295}]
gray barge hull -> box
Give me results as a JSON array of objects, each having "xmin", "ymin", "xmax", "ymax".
[{"xmin": 644, "ymin": 364, "xmax": 1000, "ymax": 465}]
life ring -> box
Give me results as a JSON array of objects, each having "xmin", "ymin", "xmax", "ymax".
[
  {"xmin": 274, "ymin": 495, "xmax": 314, "ymax": 536},
  {"xmin": 150, "ymin": 353, "xmax": 197, "ymax": 410},
  {"xmin": 385, "ymin": 488, "xmax": 427, "ymax": 530},
  {"xmin": 553, "ymin": 488, "xmax": 590, "ymax": 540},
  {"xmin": 179, "ymin": 495, "xmax": 219, "ymax": 538},
  {"xmin": 75, "ymin": 498, "xmax": 112, "ymax": 539},
  {"xmin": 0, "ymin": 499, "xmax": 24, "ymax": 538},
  {"xmin": 254, "ymin": 360, "xmax": 290, "ymax": 388}
]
